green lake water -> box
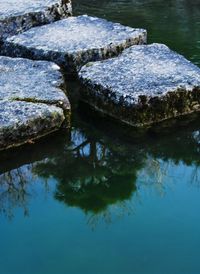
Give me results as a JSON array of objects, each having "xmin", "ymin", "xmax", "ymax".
[{"xmin": 1, "ymin": 1, "xmax": 200, "ymax": 273}]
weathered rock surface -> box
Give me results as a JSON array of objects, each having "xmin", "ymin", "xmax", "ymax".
[
  {"xmin": 0, "ymin": 100, "xmax": 65, "ymax": 150},
  {"xmin": 2, "ymin": 15, "xmax": 147, "ymax": 75},
  {"xmin": 0, "ymin": 56, "xmax": 71, "ymax": 150},
  {"xmin": 0, "ymin": 56, "xmax": 69, "ymax": 108},
  {"xmin": 79, "ymin": 43, "xmax": 200, "ymax": 127},
  {"xmin": 0, "ymin": 0, "xmax": 72, "ymax": 41}
]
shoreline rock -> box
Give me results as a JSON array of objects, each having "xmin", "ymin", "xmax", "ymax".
[
  {"xmin": 0, "ymin": 56, "xmax": 71, "ymax": 150},
  {"xmin": 1, "ymin": 15, "xmax": 147, "ymax": 76},
  {"xmin": 79, "ymin": 44, "xmax": 200, "ymax": 127},
  {"xmin": 0, "ymin": 0, "xmax": 72, "ymax": 41}
]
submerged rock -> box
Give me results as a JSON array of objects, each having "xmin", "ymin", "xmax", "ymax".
[
  {"xmin": 0, "ymin": 0, "xmax": 72, "ymax": 41},
  {"xmin": 0, "ymin": 56, "xmax": 71, "ymax": 150},
  {"xmin": 2, "ymin": 15, "xmax": 147, "ymax": 75},
  {"xmin": 79, "ymin": 43, "xmax": 200, "ymax": 127}
]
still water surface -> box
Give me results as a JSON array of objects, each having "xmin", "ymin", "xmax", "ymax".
[{"xmin": 1, "ymin": 1, "xmax": 200, "ymax": 273}]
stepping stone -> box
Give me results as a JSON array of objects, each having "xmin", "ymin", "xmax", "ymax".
[
  {"xmin": 78, "ymin": 43, "xmax": 200, "ymax": 127},
  {"xmin": 0, "ymin": 0, "xmax": 72, "ymax": 41},
  {"xmin": 0, "ymin": 100, "xmax": 65, "ymax": 150},
  {"xmin": 0, "ymin": 56, "xmax": 71, "ymax": 150},
  {"xmin": 2, "ymin": 15, "xmax": 147, "ymax": 75}
]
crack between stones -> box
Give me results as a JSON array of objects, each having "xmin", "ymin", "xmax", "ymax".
[{"xmin": 7, "ymin": 96, "xmax": 65, "ymax": 110}]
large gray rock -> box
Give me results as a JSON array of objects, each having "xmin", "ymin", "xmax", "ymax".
[
  {"xmin": 2, "ymin": 15, "xmax": 147, "ymax": 75},
  {"xmin": 0, "ymin": 0, "xmax": 72, "ymax": 41},
  {"xmin": 79, "ymin": 43, "xmax": 200, "ymax": 127},
  {"xmin": 0, "ymin": 56, "xmax": 71, "ymax": 150},
  {"xmin": 0, "ymin": 100, "xmax": 65, "ymax": 150}
]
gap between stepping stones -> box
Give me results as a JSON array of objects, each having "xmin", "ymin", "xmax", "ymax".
[
  {"xmin": 78, "ymin": 43, "xmax": 200, "ymax": 127},
  {"xmin": 0, "ymin": 0, "xmax": 72, "ymax": 41},
  {"xmin": 1, "ymin": 15, "xmax": 147, "ymax": 76},
  {"xmin": 0, "ymin": 56, "xmax": 71, "ymax": 151}
]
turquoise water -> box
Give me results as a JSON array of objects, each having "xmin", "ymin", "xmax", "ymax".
[{"xmin": 1, "ymin": 1, "xmax": 200, "ymax": 273}]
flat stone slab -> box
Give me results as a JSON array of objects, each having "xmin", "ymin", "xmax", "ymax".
[
  {"xmin": 0, "ymin": 56, "xmax": 71, "ymax": 150},
  {"xmin": 79, "ymin": 43, "xmax": 200, "ymax": 127},
  {"xmin": 0, "ymin": 0, "xmax": 72, "ymax": 41},
  {"xmin": 2, "ymin": 15, "xmax": 147, "ymax": 75},
  {"xmin": 0, "ymin": 100, "xmax": 65, "ymax": 150}
]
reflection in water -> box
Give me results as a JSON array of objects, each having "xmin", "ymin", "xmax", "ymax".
[
  {"xmin": 0, "ymin": 165, "xmax": 32, "ymax": 219},
  {"xmin": 0, "ymin": 133, "xmax": 70, "ymax": 219},
  {"xmin": 1, "ymin": 2, "xmax": 200, "ymax": 273},
  {"xmin": 1, "ymin": 113, "xmax": 200, "ymax": 223},
  {"xmin": 0, "ymin": 0, "xmax": 200, "ymax": 224},
  {"xmin": 35, "ymin": 128, "xmax": 140, "ymax": 214}
]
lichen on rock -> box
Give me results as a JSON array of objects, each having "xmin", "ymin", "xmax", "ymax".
[
  {"xmin": 0, "ymin": 100, "xmax": 65, "ymax": 150},
  {"xmin": 0, "ymin": 56, "xmax": 71, "ymax": 150},
  {"xmin": 1, "ymin": 15, "xmax": 147, "ymax": 75},
  {"xmin": 0, "ymin": 0, "xmax": 72, "ymax": 41},
  {"xmin": 78, "ymin": 43, "xmax": 200, "ymax": 127}
]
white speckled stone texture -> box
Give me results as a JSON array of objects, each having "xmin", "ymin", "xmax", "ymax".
[
  {"xmin": 0, "ymin": 56, "xmax": 71, "ymax": 150},
  {"xmin": 79, "ymin": 44, "xmax": 200, "ymax": 127},
  {"xmin": 0, "ymin": 0, "xmax": 72, "ymax": 40},
  {"xmin": 2, "ymin": 15, "xmax": 147, "ymax": 75}
]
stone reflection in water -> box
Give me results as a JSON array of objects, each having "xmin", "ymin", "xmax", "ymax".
[{"xmin": 1, "ymin": 116, "xmax": 200, "ymax": 222}]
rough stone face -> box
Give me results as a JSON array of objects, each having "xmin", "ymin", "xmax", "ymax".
[
  {"xmin": 0, "ymin": 56, "xmax": 71, "ymax": 150},
  {"xmin": 78, "ymin": 43, "xmax": 200, "ymax": 127},
  {"xmin": 0, "ymin": 56, "xmax": 69, "ymax": 109},
  {"xmin": 0, "ymin": 0, "xmax": 72, "ymax": 41},
  {"xmin": 0, "ymin": 100, "xmax": 65, "ymax": 150},
  {"xmin": 2, "ymin": 15, "xmax": 147, "ymax": 75}
]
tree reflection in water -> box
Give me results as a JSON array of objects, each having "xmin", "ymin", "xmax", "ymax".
[
  {"xmin": 0, "ymin": 166, "xmax": 32, "ymax": 219},
  {"xmin": 33, "ymin": 126, "xmax": 143, "ymax": 226},
  {"xmin": 1, "ymin": 114, "xmax": 200, "ymax": 224}
]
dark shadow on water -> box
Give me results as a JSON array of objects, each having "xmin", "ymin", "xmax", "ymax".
[
  {"xmin": 1, "ymin": 4, "xmax": 200, "ymax": 216},
  {"xmin": 1, "ymin": 106, "xmax": 200, "ymax": 220}
]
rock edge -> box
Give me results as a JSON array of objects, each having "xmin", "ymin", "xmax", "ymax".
[
  {"xmin": 79, "ymin": 43, "xmax": 200, "ymax": 127},
  {"xmin": 0, "ymin": 56, "xmax": 71, "ymax": 150}
]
